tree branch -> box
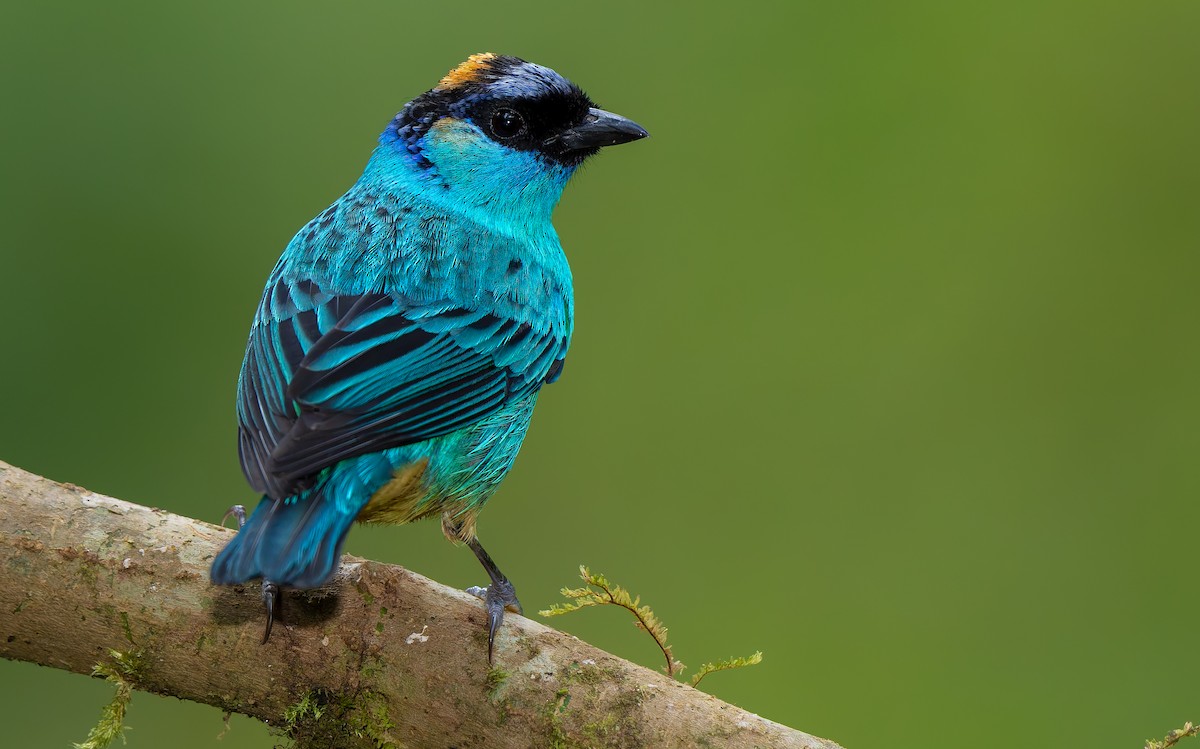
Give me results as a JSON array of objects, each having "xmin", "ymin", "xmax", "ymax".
[{"xmin": 0, "ymin": 459, "xmax": 844, "ymax": 749}]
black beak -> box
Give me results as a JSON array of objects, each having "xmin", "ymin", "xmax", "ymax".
[{"xmin": 546, "ymin": 107, "xmax": 649, "ymax": 154}]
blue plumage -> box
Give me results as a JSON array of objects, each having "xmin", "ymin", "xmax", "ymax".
[{"xmin": 210, "ymin": 54, "xmax": 646, "ymax": 652}]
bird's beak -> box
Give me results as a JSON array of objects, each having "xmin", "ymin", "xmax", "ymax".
[{"xmin": 548, "ymin": 107, "xmax": 649, "ymax": 153}]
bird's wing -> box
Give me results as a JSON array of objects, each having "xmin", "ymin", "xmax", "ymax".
[{"xmin": 237, "ymin": 278, "xmax": 567, "ymax": 498}]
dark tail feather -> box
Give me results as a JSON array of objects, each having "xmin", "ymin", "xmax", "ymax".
[{"xmin": 210, "ymin": 481, "xmax": 357, "ymax": 589}]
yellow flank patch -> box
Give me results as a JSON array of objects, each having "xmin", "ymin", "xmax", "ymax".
[
  {"xmin": 436, "ymin": 52, "xmax": 497, "ymax": 90},
  {"xmin": 358, "ymin": 459, "xmax": 432, "ymax": 525},
  {"xmin": 440, "ymin": 507, "xmax": 480, "ymax": 545}
]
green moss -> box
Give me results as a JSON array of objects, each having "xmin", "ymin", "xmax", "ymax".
[
  {"xmin": 78, "ymin": 558, "xmax": 99, "ymax": 589},
  {"xmin": 73, "ymin": 649, "xmax": 146, "ymax": 749},
  {"xmin": 582, "ymin": 712, "xmax": 619, "ymax": 739},
  {"xmin": 517, "ymin": 635, "xmax": 541, "ymax": 659},
  {"xmin": 541, "ymin": 688, "xmax": 573, "ymax": 749},
  {"xmin": 494, "ymin": 699, "xmax": 511, "ymax": 725},
  {"xmin": 553, "ymin": 665, "xmax": 648, "ymax": 748},
  {"xmin": 543, "ymin": 566, "xmax": 764, "ymax": 692},
  {"xmin": 280, "ymin": 688, "xmax": 398, "ymax": 749},
  {"xmin": 691, "ymin": 651, "xmax": 763, "ymax": 687},
  {"xmin": 485, "ymin": 667, "xmax": 509, "ymax": 698},
  {"xmin": 483, "ymin": 667, "xmax": 512, "ymax": 727},
  {"xmin": 283, "ymin": 690, "xmax": 325, "ymax": 725},
  {"xmin": 562, "ymin": 660, "xmax": 611, "ymax": 686},
  {"xmin": 1147, "ymin": 722, "xmax": 1200, "ymax": 749},
  {"xmin": 540, "ymin": 566, "xmax": 683, "ymax": 677},
  {"xmin": 360, "ymin": 663, "xmax": 384, "ymax": 680},
  {"xmin": 353, "ymin": 691, "xmax": 397, "ymax": 749}
]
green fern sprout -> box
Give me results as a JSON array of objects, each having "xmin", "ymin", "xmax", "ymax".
[
  {"xmin": 540, "ymin": 566, "xmax": 761, "ymax": 687},
  {"xmin": 691, "ymin": 652, "xmax": 764, "ymax": 687},
  {"xmin": 1146, "ymin": 721, "xmax": 1200, "ymax": 749},
  {"xmin": 541, "ymin": 566, "xmax": 682, "ymax": 675}
]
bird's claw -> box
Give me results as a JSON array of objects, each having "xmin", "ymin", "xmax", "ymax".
[
  {"xmin": 466, "ymin": 579, "xmax": 523, "ymax": 662},
  {"xmin": 222, "ymin": 504, "xmax": 248, "ymax": 529},
  {"xmin": 219, "ymin": 505, "xmax": 279, "ymax": 644},
  {"xmin": 261, "ymin": 580, "xmax": 281, "ymax": 644}
]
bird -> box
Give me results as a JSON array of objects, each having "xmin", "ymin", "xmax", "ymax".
[{"xmin": 209, "ymin": 53, "xmax": 647, "ymax": 658}]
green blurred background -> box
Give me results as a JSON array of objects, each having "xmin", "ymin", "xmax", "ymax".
[{"xmin": 2, "ymin": 1, "xmax": 1198, "ymax": 747}]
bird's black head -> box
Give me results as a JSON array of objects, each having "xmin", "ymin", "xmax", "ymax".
[{"xmin": 383, "ymin": 53, "xmax": 648, "ymax": 169}]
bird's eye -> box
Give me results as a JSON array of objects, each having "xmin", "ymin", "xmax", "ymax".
[{"xmin": 489, "ymin": 109, "xmax": 526, "ymax": 140}]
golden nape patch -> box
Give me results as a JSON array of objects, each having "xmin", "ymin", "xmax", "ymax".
[
  {"xmin": 436, "ymin": 52, "xmax": 497, "ymax": 90},
  {"xmin": 357, "ymin": 459, "xmax": 432, "ymax": 525},
  {"xmin": 428, "ymin": 116, "xmax": 473, "ymax": 146}
]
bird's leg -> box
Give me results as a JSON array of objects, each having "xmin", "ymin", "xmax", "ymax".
[
  {"xmin": 445, "ymin": 518, "xmax": 521, "ymax": 661},
  {"xmin": 465, "ymin": 537, "xmax": 523, "ymax": 662},
  {"xmin": 222, "ymin": 504, "xmax": 282, "ymax": 644}
]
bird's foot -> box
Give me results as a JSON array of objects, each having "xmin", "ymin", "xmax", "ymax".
[
  {"xmin": 220, "ymin": 505, "xmax": 281, "ymax": 644},
  {"xmin": 222, "ymin": 504, "xmax": 248, "ymax": 529},
  {"xmin": 461, "ymin": 532, "xmax": 521, "ymax": 662},
  {"xmin": 466, "ymin": 579, "xmax": 523, "ymax": 662},
  {"xmin": 261, "ymin": 580, "xmax": 281, "ymax": 644}
]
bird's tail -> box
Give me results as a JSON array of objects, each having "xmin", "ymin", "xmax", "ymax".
[{"xmin": 210, "ymin": 479, "xmax": 356, "ymax": 590}]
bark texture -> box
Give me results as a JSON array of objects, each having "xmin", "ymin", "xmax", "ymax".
[{"xmin": 0, "ymin": 459, "xmax": 844, "ymax": 749}]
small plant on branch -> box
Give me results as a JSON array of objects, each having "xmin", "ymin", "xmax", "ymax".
[
  {"xmin": 690, "ymin": 651, "xmax": 764, "ymax": 688},
  {"xmin": 1146, "ymin": 721, "xmax": 1200, "ymax": 749},
  {"xmin": 539, "ymin": 565, "xmax": 762, "ymax": 687},
  {"xmin": 74, "ymin": 648, "xmax": 145, "ymax": 749}
]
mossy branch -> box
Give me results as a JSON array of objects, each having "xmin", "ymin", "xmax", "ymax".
[{"xmin": 0, "ymin": 459, "xmax": 841, "ymax": 749}]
